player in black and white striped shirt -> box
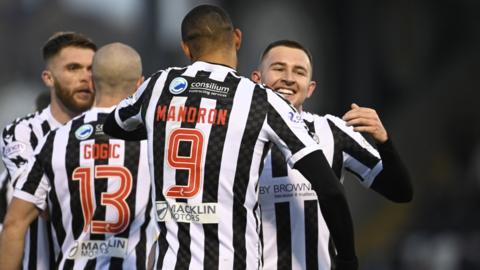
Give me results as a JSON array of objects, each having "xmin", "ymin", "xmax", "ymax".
[
  {"xmin": 0, "ymin": 91, "xmax": 50, "ymax": 233},
  {"xmin": 251, "ymin": 40, "xmax": 413, "ymax": 269},
  {"xmin": 104, "ymin": 5, "xmax": 358, "ymax": 270},
  {"xmin": 0, "ymin": 31, "xmax": 96, "ymax": 270},
  {"xmin": 0, "ymin": 43, "xmax": 158, "ymax": 269}
]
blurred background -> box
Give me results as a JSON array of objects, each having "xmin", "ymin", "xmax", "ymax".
[{"xmin": 1, "ymin": 0, "xmax": 480, "ymax": 269}]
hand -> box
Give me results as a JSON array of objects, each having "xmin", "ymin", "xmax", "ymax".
[{"xmin": 342, "ymin": 103, "xmax": 388, "ymax": 143}]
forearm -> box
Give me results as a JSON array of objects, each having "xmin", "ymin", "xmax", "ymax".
[
  {"xmin": 371, "ymin": 138, "xmax": 413, "ymax": 202},
  {"xmin": 0, "ymin": 220, "xmax": 27, "ymax": 269},
  {"xmin": 317, "ymin": 189, "xmax": 357, "ymax": 265},
  {"xmin": 294, "ymin": 150, "xmax": 358, "ymax": 268},
  {"xmin": 0, "ymin": 198, "xmax": 40, "ymax": 269}
]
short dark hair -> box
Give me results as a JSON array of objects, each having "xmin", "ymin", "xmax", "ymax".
[
  {"xmin": 260, "ymin": 39, "xmax": 314, "ymax": 69},
  {"xmin": 181, "ymin": 5, "xmax": 234, "ymax": 55},
  {"xmin": 42, "ymin": 31, "xmax": 97, "ymax": 62}
]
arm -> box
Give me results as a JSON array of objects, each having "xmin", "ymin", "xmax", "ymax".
[
  {"xmin": 370, "ymin": 139, "xmax": 413, "ymax": 202},
  {"xmin": 266, "ymin": 90, "xmax": 357, "ymax": 269},
  {"xmin": 0, "ymin": 197, "xmax": 40, "ymax": 269},
  {"xmin": 294, "ymin": 150, "xmax": 358, "ymax": 269},
  {"xmin": 104, "ymin": 112, "xmax": 147, "ymax": 141},
  {"xmin": 103, "ymin": 75, "xmax": 155, "ymax": 141},
  {"xmin": 1, "ymin": 122, "xmax": 36, "ymax": 182},
  {"xmin": 342, "ymin": 103, "xmax": 413, "ymax": 202}
]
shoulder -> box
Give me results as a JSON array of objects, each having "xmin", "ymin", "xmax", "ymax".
[
  {"xmin": 323, "ymin": 114, "xmax": 352, "ymax": 131},
  {"xmin": 2, "ymin": 111, "xmax": 44, "ymax": 140},
  {"xmin": 262, "ymin": 87, "xmax": 295, "ymax": 110},
  {"xmin": 3, "ymin": 111, "xmax": 38, "ymax": 130}
]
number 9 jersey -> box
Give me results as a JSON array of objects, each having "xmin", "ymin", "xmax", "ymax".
[{"xmin": 106, "ymin": 61, "xmax": 326, "ymax": 270}]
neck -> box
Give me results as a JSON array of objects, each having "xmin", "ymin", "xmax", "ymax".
[
  {"xmin": 49, "ymin": 96, "xmax": 78, "ymax": 124},
  {"xmin": 195, "ymin": 49, "xmax": 237, "ymax": 69},
  {"xmin": 94, "ymin": 92, "xmax": 123, "ymax": 108}
]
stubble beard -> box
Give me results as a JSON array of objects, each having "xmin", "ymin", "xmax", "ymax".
[{"xmin": 54, "ymin": 80, "xmax": 94, "ymax": 114}]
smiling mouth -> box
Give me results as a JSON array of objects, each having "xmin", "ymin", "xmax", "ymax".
[{"xmin": 275, "ymin": 88, "xmax": 295, "ymax": 96}]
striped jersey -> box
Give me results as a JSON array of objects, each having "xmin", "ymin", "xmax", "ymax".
[
  {"xmin": 0, "ymin": 170, "xmax": 12, "ymax": 232},
  {"xmin": 109, "ymin": 61, "xmax": 323, "ymax": 270},
  {"xmin": 1, "ymin": 106, "xmax": 62, "ymax": 270},
  {"xmin": 259, "ymin": 112, "xmax": 382, "ymax": 270},
  {"xmin": 13, "ymin": 107, "xmax": 158, "ymax": 269}
]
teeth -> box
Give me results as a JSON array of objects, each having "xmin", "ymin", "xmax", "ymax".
[{"xmin": 276, "ymin": 88, "xmax": 295, "ymax": 95}]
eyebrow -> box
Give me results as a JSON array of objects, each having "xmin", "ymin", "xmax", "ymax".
[
  {"xmin": 269, "ymin": 61, "xmax": 308, "ymax": 72},
  {"xmin": 64, "ymin": 61, "xmax": 91, "ymax": 67}
]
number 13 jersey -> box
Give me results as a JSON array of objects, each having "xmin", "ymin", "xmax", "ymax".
[{"xmin": 13, "ymin": 107, "xmax": 158, "ymax": 270}]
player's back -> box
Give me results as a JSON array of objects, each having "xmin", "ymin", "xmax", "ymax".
[
  {"xmin": 144, "ymin": 62, "xmax": 270, "ymax": 270},
  {"xmin": 16, "ymin": 107, "xmax": 157, "ymax": 269},
  {"xmin": 114, "ymin": 61, "xmax": 322, "ymax": 270}
]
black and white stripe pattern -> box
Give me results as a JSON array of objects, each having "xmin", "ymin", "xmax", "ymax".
[
  {"xmin": 0, "ymin": 170, "xmax": 12, "ymax": 231},
  {"xmin": 111, "ymin": 61, "xmax": 321, "ymax": 270},
  {"xmin": 259, "ymin": 112, "xmax": 382, "ymax": 270},
  {"xmin": 1, "ymin": 106, "xmax": 62, "ymax": 270},
  {"xmin": 13, "ymin": 107, "xmax": 157, "ymax": 269}
]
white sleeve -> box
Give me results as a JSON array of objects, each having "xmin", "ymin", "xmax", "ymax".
[
  {"xmin": 1, "ymin": 122, "xmax": 36, "ymax": 182},
  {"xmin": 12, "ymin": 156, "xmax": 49, "ymax": 211},
  {"xmin": 324, "ymin": 114, "xmax": 382, "ymax": 187}
]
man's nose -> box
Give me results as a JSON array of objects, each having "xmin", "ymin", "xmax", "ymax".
[
  {"xmin": 80, "ymin": 68, "xmax": 92, "ymax": 82},
  {"xmin": 282, "ymin": 71, "xmax": 295, "ymax": 84}
]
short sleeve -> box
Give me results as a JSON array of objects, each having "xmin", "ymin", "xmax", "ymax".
[
  {"xmin": 12, "ymin": 155, "xmax": 50, "ymax": 211},
  {"xmin": 1, "ymin": 122, "xmax": 36, "ymax": 182},
  {"xmin": 324, "ymin": 114, "xmax": 382, "ymax": 187}
]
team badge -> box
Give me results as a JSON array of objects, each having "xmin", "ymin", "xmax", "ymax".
[
  {"xmin": 75, "ymin": 124, "xmax": 94, "ymax": 140},
  {"xmin": 169, "ymin": 77, "xmax": 188, "ymax": 95}
]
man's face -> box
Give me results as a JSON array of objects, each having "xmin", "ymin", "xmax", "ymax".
[
  {"xmin": 253, "ymin": 46, "xmax": 316, "ymax": 110},
  {"xmin": 45, "ymin": 46, "xmax": 95, "ymax": 113}
]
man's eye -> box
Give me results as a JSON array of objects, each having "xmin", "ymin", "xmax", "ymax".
[
  {"xmin": 67, "ymin": 64, "xmax": 80, "ymax": 70},
  {"xmin": 295, "ymin": 69, "xmax": 307, "ymax": 76}
]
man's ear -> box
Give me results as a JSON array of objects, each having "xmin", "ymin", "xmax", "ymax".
[
  {"xmin": 41, "ymin": 70, "xmax": 54, "ymax": 88},
  {"xmin": 306, "ymin": 80, "xmax": 317, "ymax": 98},
  {"xmin": 233, "ymin": 28, "xmax": 242, "ymax": 50},
  {"xmin": 251, "ymin": 70, "xmax": 261, "ymax": 83},
  {"xmin": 136, "ymin": 76, "xmax": 145, "ymax": 88},
  {"xmin": 181, "ymin": 41, "xmax": 193, "ymax": 60}
]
